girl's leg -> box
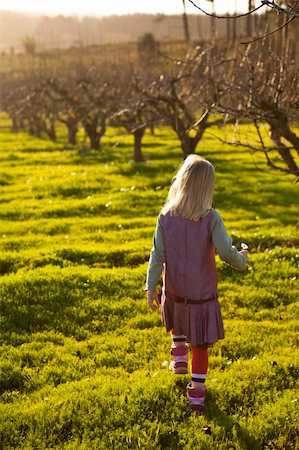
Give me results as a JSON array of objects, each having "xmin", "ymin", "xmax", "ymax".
[
  {"xmin": 169, "ymin": 330, "xmax": 188, "ymax": 374},
  {"xmin": 186, "ymin": 345, "xmax": 208, "ymax": 412},
  {"xmin": 171, "ymin": 330, "xmax": 187, "ymax": 347},
  {"xmin": 191, "ymin": 345, "xmax": 208, "ymax": 388}
]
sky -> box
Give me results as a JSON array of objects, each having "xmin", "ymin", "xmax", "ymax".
[{"xmin": 0, "ymin": 0, "xmax": 251, "ymax": 17}]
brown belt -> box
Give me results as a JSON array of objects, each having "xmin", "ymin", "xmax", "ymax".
[{"xmin": 166, "ymin": 292, "xmax": 216, "ymax": 305}]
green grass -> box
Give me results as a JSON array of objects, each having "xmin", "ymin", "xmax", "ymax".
[{"xmin": 0, "ymin": 124, "xmax": 298, "ymax": 449}]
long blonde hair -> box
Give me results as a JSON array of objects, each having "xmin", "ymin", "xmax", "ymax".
[{"xmin": 162, "ymin": 154, "xmax": 215, "ymax": 221}]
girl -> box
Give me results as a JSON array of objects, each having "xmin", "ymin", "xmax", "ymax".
[{"xmin": 145, "ymin": 155, "xmax": 248, "ymax": 413}]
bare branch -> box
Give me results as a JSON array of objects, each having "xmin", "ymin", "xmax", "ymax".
[
  {"xmin": 254, "ymin": 120, "xmax": 267, "ymax": 153},
  {"xmin": 189, "ymin": 108, "xmax": 212, "ymax": 130},
  {"xmin": 187, "ymin": 0, "xmax": 264, "ymax": 18},
  {"xmin": 241, "ymin": 16, "xmax": 296, "ymax": 44},
  {"xmin": 158, "ymin": 48, "xmax": 213, "ymax": 67},
  {"xmin": 261, "ymin": 0, "xmax": 299, "ymax": 17},
  {"xmin": 188, "ymin": 0, "xmax": 299, "ymax": 18},
  {"xmin": 208, "ymin": 131, "xmax": 295, "ymax": 174},
  {"xmin": 210, "ymin": 132, "xmax": 295, "ymax": 154}
]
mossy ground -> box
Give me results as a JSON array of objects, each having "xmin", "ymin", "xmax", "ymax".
[{"xmin": 0, "ymin": 123, "xmax": 298, "ymax": 449}]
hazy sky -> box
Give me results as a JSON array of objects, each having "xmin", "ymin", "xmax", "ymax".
[{"xmin": 0, "ymin": 0, "xmax": 252, "ymax": 17}]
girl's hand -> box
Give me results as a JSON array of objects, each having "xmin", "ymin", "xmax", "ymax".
[
  {"xmin": 147, "ymin": 291, "xmax": 160, "ymax": 311},
  {"xmin": 240, "ymin": 250, "xmax": 249, "ymax": 263}
]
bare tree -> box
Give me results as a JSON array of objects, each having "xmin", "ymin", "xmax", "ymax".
[
  {"xmin": 22, "ymin": 36, "xmax": 37, "ymax": 56},
  {"xmin": 137, "ymin": 45, "xmax": 233, "ymax": 158},
  {"xmin": 111, "ymin": 106, "xmax": 148, "ymax": 163},
  {"xmin": 137, "ymin": 33, "xmax": 160, "ymax": 59},
  {"xmin": 5, "ymin": 83, "xmax": 57, "ymax": 140},
  {"xmin": 207, "ymin": 40, "xmax": 299, "ymax": 176},
  {"xmin": 72, "ymin": 66, "xmax": 122, "ymax": 150},
  {"xmin": 44, "ymin": 78, "xmax": 81, "ymax": 145}
]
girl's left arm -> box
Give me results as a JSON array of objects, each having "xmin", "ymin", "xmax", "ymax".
[
  {"xmin": 211, "ymin": 210, "xmax": 247, "ymax": 270},
  {"xmin": 145, "ymin": 214, "xmax": 166, "ymax": 292}
]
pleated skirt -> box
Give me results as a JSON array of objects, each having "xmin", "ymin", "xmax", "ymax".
[{"xmin": 161, "ymin": 291, "xmax": 225, "ymax": 346}]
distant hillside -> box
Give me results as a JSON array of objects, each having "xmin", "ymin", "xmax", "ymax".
[{"xmin": 0, "ymin": 11, "xmax": 252, "ymax": 52}]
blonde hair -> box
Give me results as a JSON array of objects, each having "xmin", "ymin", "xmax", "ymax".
[{"xmin": 161, "ymin": 154, "xmax": 215, "ymax": 221}]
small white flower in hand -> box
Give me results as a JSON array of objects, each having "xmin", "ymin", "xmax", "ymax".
[{"xmin": 240, "ymin": 243, "xmax": 249, "ymax": 263}]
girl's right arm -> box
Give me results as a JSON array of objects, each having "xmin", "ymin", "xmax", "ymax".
[
  {"xmin": 145, "ymin": 213, "xmax": 166, "ymax": 293},
  {"xmin": 211, "ymin": 210, "xmax": 248, "ymax": 270}
]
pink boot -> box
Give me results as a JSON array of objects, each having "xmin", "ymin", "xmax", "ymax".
[
  {"xmin": 186, "ymin": 383, "xmax": 207, "ymax": 413},
  {"xmin": 169, "ymin": 345, "xmax": 188, "ymax": 374}
]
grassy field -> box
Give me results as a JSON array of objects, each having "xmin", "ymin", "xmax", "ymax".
[{"xmin": 0, "ymin": 124, "xmax": 298, "ymax": 449}]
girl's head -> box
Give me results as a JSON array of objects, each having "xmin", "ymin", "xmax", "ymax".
[{"xmin": 162, "ymin": 154, "xmax": 215, "ymax": 221}]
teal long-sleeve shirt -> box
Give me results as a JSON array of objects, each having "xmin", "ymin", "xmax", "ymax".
[{"xmin": 145, "ymin": 209, "xmax": 246, "ymax": 292}]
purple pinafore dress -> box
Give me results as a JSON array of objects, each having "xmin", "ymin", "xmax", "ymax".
[{"xmin": 160, "ymin": 210, "xmax": 224, "ymax": 346}]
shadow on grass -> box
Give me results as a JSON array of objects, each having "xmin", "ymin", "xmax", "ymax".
[
  {"xmin": 175, "ymin": 380, "xmax": 262, "ymax": 450},
  {"xmin": 204, "ymin": 391, "xmax": 262, "ymax": 450}
]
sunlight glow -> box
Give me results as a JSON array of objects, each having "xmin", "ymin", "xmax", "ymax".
[{"xmin": 0, "ymin": 0, "xmax": 250, "ymax": 17}]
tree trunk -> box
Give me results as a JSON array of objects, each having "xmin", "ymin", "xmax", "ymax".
[
  {"xmin": 88, "ymin": 131, "xmax": 100, "ymax": 150},
  {"xmin": 259, "ymin": 101, "xmax": 299, "ymax": 175},
  {"xmin": 28, "ymin": 119, "xmax": 35, "ymax": 136},
  {"xmin": 67, "ymin": 122, "xmax": 77, "ymax": 145},
  {"xmin": 226, "ymin": 14, "xmax": 231, "ymax": 40},
  {"xmin": 210, "ymin": 0, "xmax": 216, "ymax": 39},
  {"xmin": 180, "ymin": 133, "xmax": 201, "ymax": 158},
  {"xmin": 47, "ymin": 120, "xmax": 56, "ymax": 141},
  {"xmin": 182, "ymin": 0, "xmax": 190, "ymax": 43},
  {"xmin": 83, "ymin": 122, "xmax": 100, "ymax": 150},
  {"xmin": 177, "ymin": 117, "xmax": 208, "ymax": 157},
  {"xmin": 83, "ymin": 116, "xmax": 106, "ymax": 150},
  {"xmin": 133, "ymin": 127, "xmax": 146, "ymax": 162},
  {"xmin": 247, "ymin": 0, "xmax": 253, "ymax": 36},
  {"xmin": 269, "ymin": 123, "xmax": 299, "ymax": 176},
  {"xmin": 11, "ymin": 115, "xmax": 18, "ymax": 131},
  {"xmin": 35, "ymin": 120, "xmax": 43, "ymax": 138},
  {"xmin": 279, "ymin": 118, "xmax": 299, "ymax": 157}
]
